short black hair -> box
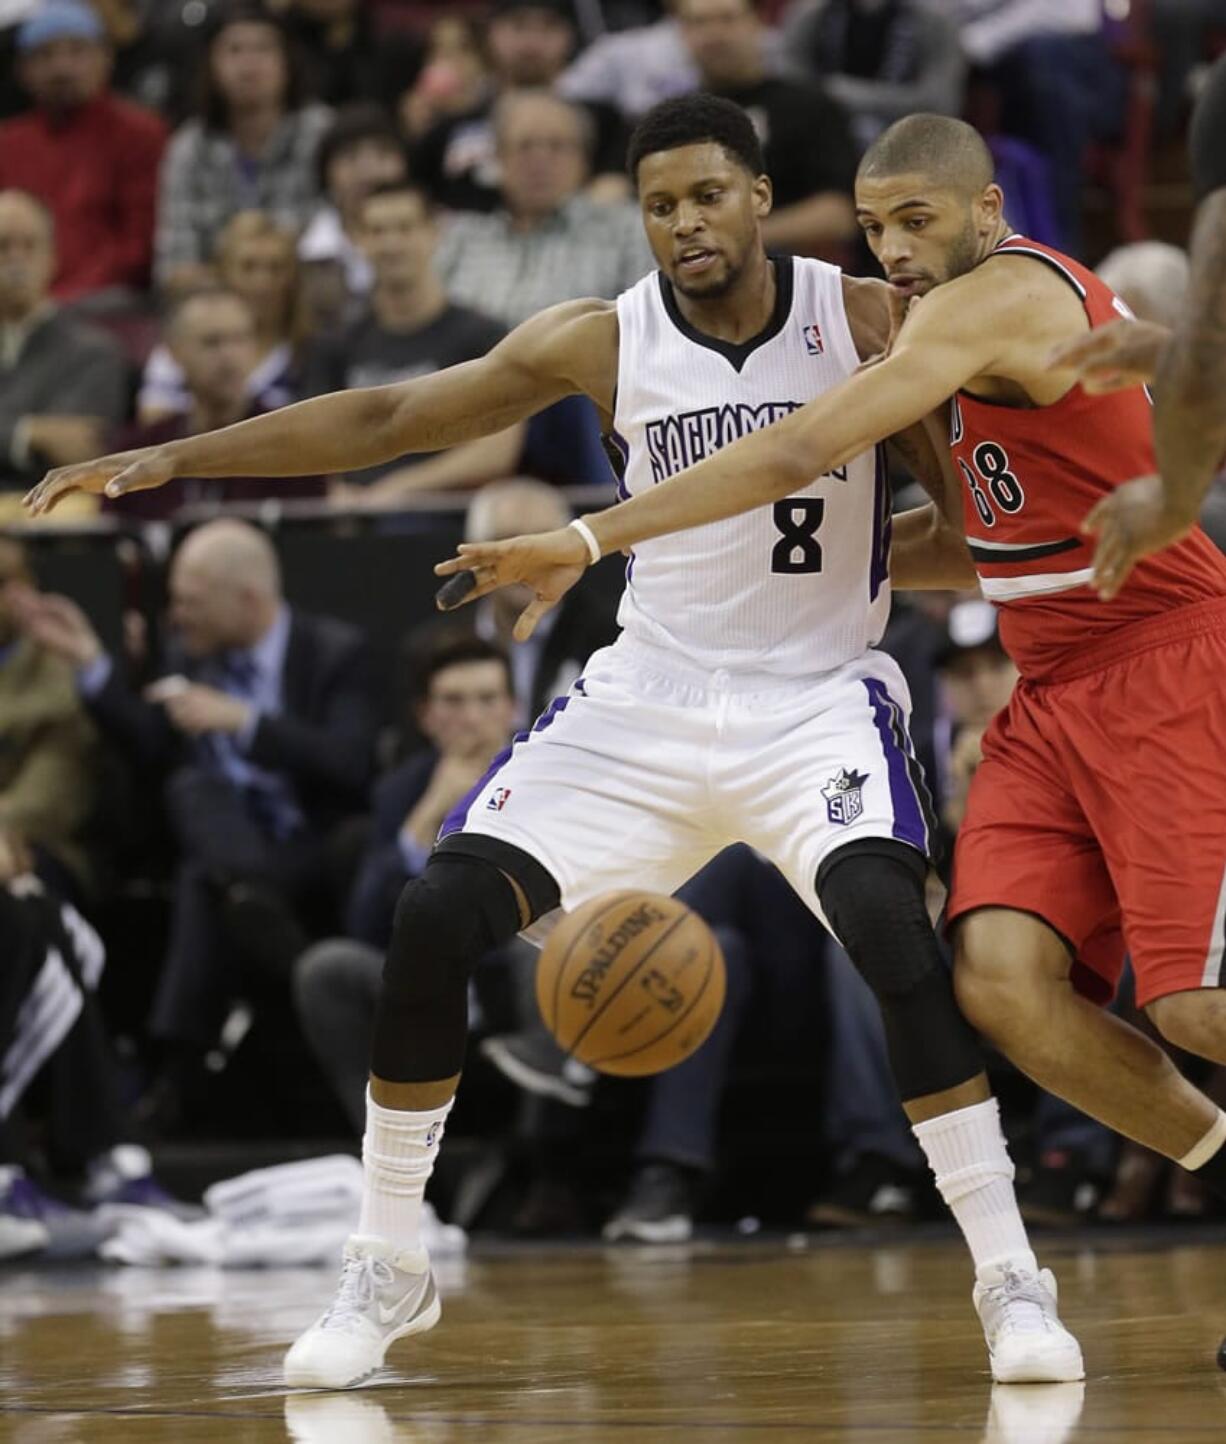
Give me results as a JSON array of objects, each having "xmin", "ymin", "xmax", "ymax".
[
  {"xmin": 626, "ymin": 94, "xmax": 765, "ymax": 185},
  {"xmin": 415, "ymin": 633, "xmax": 513, "ymax": 703},
  {"xmin": 316, "ymin": 103, "xmax": 408, "ymax": 195},
  {"xmin": 359, "ymin": 180, "xmax": 435, "ymax": 219},
  {"xmin": 857, "ymin": 114, "xmax": 995, "ymax": 196}
]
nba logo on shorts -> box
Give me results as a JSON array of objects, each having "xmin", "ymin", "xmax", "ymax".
[
  {"xmin": 822, "ymin": 768, "xmax": 868, "ymax": 825},
  {"xmin": 802, "ymin": 323, "xmax": 824, "ymax": 356},
  {"xmin": 487, "ymin": 787, "xmax": 512, "ymax": 812}
]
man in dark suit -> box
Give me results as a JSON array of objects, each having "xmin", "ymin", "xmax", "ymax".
[
  {"xmin": 14, "ymin": 518, "xmax": 376, "ymax": 1099},
  {"xmin": 296, "ymin": 633, "xmax": 519, "ymax": 1130}
]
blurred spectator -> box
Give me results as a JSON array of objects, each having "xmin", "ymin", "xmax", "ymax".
[
  {"xmin": 295, "ymin": 634, "xmax": 522, "ymax": 1131},
  {"xmin": 0, "ymin": 191, "xmax": 127, "ymax": 500},
  {"xmin": 303, "ymin": 183, "xmax": 522, "ymax": 506},
  {"xmin": 436, "ymin": 90, "xmax": 652, "ymax": 327},
  {"xmin": 676, "ymin": 0, "xmax": 857, "ymax": 255},
  {"xmin": 557, "ymin": 6, "xmax": 700, "ymax": 123},
  {"xmin": 0, "ymin": 1, "xmax": 167, "ymax": 302},
  {"xmin": 12, "ymin": 519, "xmax": 376, "ymax": 1118},
  {"xmin": 0, "ymin": 537, "xmax": 97, "ymax": 899},
  {"xmin": 459, "ymin": 479, "xmax": 620, "ymax": 726},
  {"xmin": 1096, "ymin": 241, "xmax": 1190, "ymax": 330},
  {"xmin": 154, "ymin": 1, "xmax": 331, "ymax": 291},
  {"xmin": 298, "ymin": 104, "xmax": 410, "ymax": 335},
  {"xmin": 399, "ymin": 14, "xmax": 488, "ymax": 145},
  {"xmin": 949, "ymin": 0, "xmax": 1126, "ymax": 255},
  {"xmin": 932, "ymin": 599, "xmax": 1017, "ymax": 833},
  {"xmin": 0, "ymin": 878, "xmax": 184, "ymax": 1259},
  {"xmin": 141, "ymin": 211, "xmax": 304, "ymax": 424},
  {"xmin": 108, "ymin": 288, "xmax": 325, "ymax": 519},
  {"xmin": 93, "ymin": 0, "xmax": 217, "ymax": 121},
  {"xmin": 781, "ymin": 0, "xmax": 966, "ymax": 150},
  {"xmin": 412, "ymin": 0, "xmax": 627, "ymax": 214},
  {"xmin": 284, "ymin": 0, "xmax": 422, "ymax": 112}
]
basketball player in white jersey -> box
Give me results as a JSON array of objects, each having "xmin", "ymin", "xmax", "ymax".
[{"xmin": 25, "ymin": 97, "xmax": 1080, "ymax": 1389}]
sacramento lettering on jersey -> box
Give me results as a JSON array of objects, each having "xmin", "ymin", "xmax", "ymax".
[{"xmin": 646, "ymin": 401, "xmax": 846, "ymax": 484}]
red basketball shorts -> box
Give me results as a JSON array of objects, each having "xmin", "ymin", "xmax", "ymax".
[{"xmin": 947, "ymin": 596, "xmax": 1226, "ymax": 1008}]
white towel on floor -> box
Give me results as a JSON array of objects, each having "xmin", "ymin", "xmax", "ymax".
[{"xmin": 98, "ymin": 1155, "xmax": 466, "ymax": 1266}]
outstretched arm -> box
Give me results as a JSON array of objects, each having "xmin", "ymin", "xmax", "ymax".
[
  {"xmin": 579, "ymin": 279, "xmax": 1004, "ymax": 557},
  {"xmin": 437, "ymin": 271, "xmax": 1026, "ymax": 633},
  {"xmin": 25, "ymin": 300, "xmax": 616, "ymax": 515},
  {"xmin": 1151, "ymin": 190, "xmax": 1226, "ymax": 521},
  {"xmin": 1075, "ymin": 190, "xmax": 1226, "ymax": 599}
]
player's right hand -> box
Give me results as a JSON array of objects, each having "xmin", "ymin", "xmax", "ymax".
[
  {"xmin": 434, "ymin": 526, "xmax": 589, "ymax": 641},
  {"xmin": 23, "ymin": 446, "xmax": 177, "ymax": 517},
  {"xmin": 1047, "ymin": 318, "xmax": 1170, "ymax": 394}
]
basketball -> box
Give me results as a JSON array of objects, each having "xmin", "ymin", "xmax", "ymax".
[{"xmin": 536, "ymin": 891, "xmax": 726, "ymax": 1076}]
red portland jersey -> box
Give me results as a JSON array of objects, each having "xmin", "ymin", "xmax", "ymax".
[{"xmin": 951, "ymin": 235, "xmax": 1226, "ymax": 681}]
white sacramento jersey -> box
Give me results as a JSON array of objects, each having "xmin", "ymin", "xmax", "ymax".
[{"xmin": 610, "ymin": 255, "xmax": 891, "ymax": 678}]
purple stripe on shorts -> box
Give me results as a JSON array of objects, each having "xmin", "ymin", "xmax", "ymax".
[
  {"xmin": 438, "ymin": 690, "xmax": 576, "ymax": 840},
  {"xmin": 438, "ymin": 738, "xmax": 520, "ymax": 840},
  {"xmin": 863, "ymin": 677, "xmax": 928, "ymax": 853}
]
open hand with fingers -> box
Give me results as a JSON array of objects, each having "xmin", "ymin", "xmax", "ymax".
[
  {"xmin": 23, "ymin": 446, "xmax": 178, "ymax": 518},
  {"xmin": 434, "ymin": 525, "xmax": 590, "ymax": 640},
  {"xmin": 1081, "ymin": 474, "xmax": 1194, "ymax": 600},
  {"xmin": 1048, "ymin": 318, "xmax": 1170, "ymax": 395}
]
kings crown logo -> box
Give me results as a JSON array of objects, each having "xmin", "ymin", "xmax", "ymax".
[{"xmin": 822, "ymin": 768, "xmax": 869, "ymax": 826}]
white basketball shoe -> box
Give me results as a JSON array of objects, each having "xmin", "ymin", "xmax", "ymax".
[
  {"xmin": 284, "ymin": 1235, "xmax": 441, "ymax": 1390},
  {"xmin": 973, "ymin": 1265, "xmax": 1085, "ymax": 1384}
]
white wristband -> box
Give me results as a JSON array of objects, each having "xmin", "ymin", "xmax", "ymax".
[{"xmin": 569, "ymin": 516, "xmax": 601, "ymax": 565}]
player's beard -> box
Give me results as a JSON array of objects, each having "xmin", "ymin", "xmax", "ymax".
[
  {"xmin": 672, "ymin": 250, "xmax": 744, "ymax": 300},
  {"xmin": 940, "ymin": 215, "xmax": 982, "ymax": 283}
]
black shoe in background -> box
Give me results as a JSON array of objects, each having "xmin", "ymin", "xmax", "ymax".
[
  {"xmin": 806, "ymin": 1153, "xmax": 919, "ymax": 1229},
  {"xmin": 479, "ymin": 1030, "xmax": 596, "ymax": 1108},
  {"xmin": 603, "ymin": 1161, "xmax": 698, "ymax": 1243}
]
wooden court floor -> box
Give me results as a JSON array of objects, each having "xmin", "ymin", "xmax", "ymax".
[{"xmin": 2, "ymin": 1235, "xmax": 1226, "ymax": 1442}]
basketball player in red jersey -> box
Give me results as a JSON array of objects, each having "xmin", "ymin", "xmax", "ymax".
[{"xmin": 439, "ymin": 114, "xmax": 1226, "ymax": 1276}]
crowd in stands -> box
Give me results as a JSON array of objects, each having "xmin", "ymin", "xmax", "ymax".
[{"xmin": 1, "ymin": 0, "xmax": 1224, "ymax": 1258}]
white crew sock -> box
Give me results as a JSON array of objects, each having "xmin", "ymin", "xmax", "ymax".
[
  {"xmin": 912, "ymin": 1097, "xmax": 1037, "ymax": 1280},
  {"xmin": 356, "ymin": 1088, "xmax": 454, "ymax": 1253}
]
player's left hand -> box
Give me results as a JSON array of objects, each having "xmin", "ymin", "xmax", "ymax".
[
  {"xmin": 434, "ymin": 527, "xmax": 589, "ymax": 640},
  {"xmin": 1081, "ymin": 474, "xmax": 1194, "ymax": 601}
]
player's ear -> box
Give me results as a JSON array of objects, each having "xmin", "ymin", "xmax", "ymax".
[
  {"xmin": 752, "ymin": 173, "xmax": 772, "ymax": 219},
  {"xmin": 976, "ymin": 183, "xmax": 1005, "ymax": 236}
]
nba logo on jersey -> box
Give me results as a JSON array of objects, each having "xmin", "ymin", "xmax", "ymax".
[
  {"xmin": 487, "ymin": 787, "xmax": 512, "ymax": 812},
  {"xmin": 822, "ymin": 768, "xmax": 868, "ymax": 825},
  {"xmin": 802, "ymin": 323, "xmax": 824, "ymax": 356}
]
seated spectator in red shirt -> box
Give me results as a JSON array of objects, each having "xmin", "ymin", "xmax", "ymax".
[
  {"xmin": 106, "ymin": 287, "xmax": 325, "ymax": 520},
  {"xmin": 0, "ymin": 2, "xmax": 167, "ymax": 302}
]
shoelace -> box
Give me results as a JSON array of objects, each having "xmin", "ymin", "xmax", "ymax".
[
  {"xmin": 990, "ymin": 1270, "xmax": 1053, "ymax": 1336},
  {"xmin": 320, "ymin": 1254, "xmax": 397, "ymax": 1331}
]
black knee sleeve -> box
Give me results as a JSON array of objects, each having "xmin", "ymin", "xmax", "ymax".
[
  {"xmin": 371, "ymin": 852, "xmax": 527, "ymax": 1083},
  {"xmin": 818, "ymin": 841, "xmax": 983, "ymax": 1102}
]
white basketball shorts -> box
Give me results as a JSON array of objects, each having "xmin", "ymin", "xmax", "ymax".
[{"xmin": 439, "ymin": 635, "xmax": 935, "ymax": 929}]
